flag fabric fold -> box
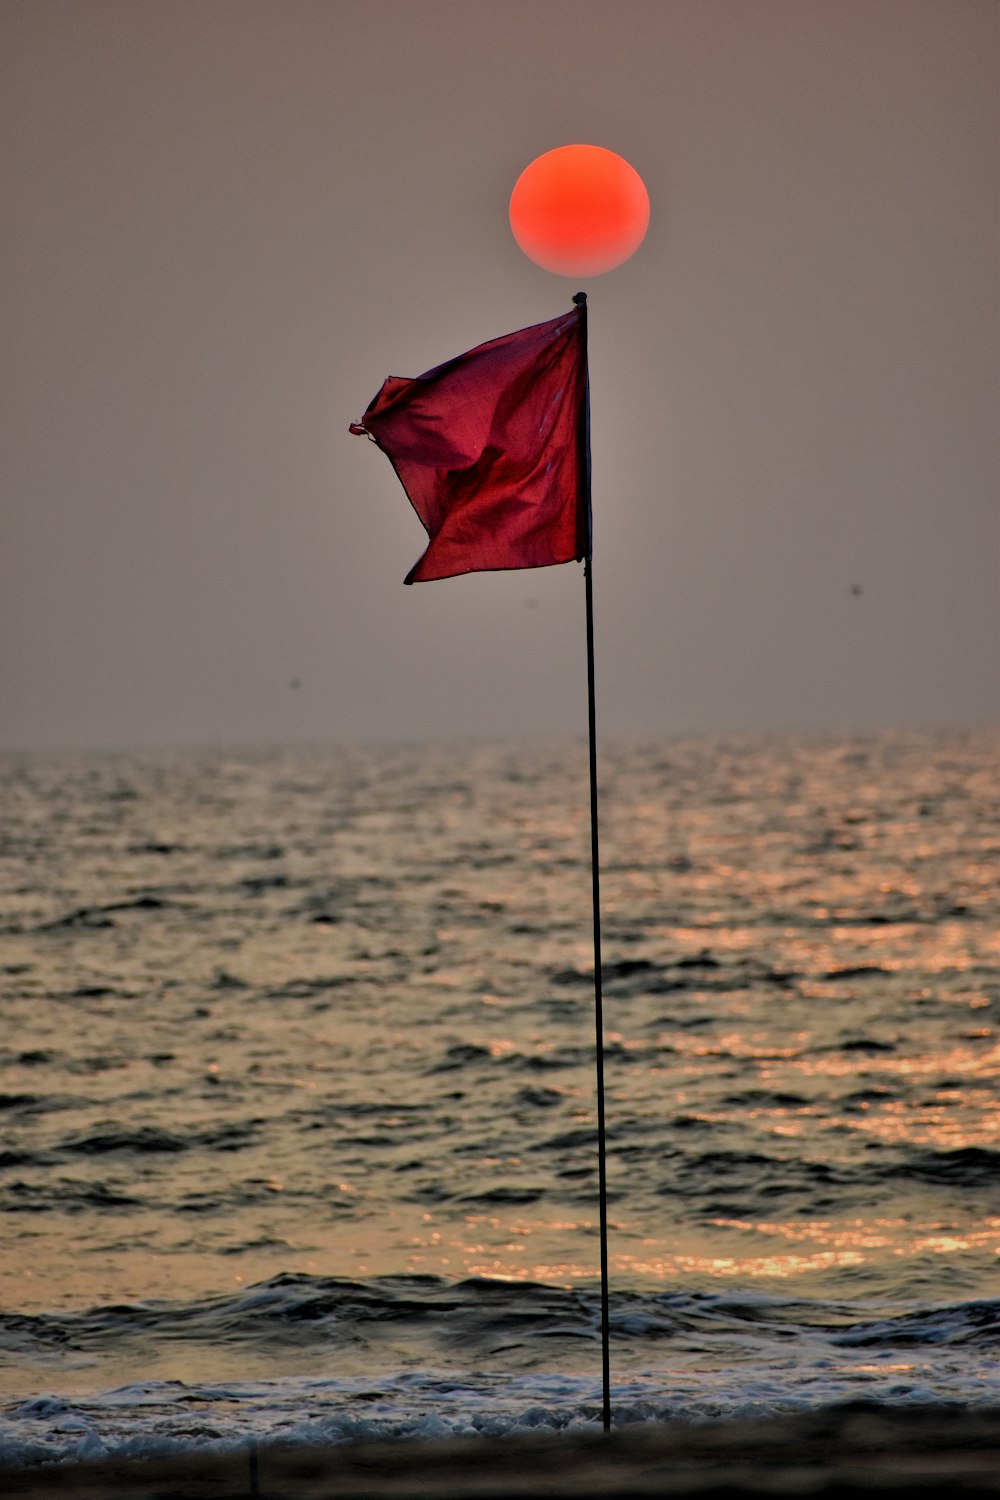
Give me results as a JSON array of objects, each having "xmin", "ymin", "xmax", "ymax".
[{"xmin": 351, "ymin": 307, "xmax": 589, "ymax": 584}]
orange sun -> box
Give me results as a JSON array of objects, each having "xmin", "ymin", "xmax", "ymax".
[{"xmin": 509, "ymin": 145, "xmax": 650, "ymax": 277}]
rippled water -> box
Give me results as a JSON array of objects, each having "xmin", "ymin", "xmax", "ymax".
[{"xmin": 1, "ymin": 730, "xmax": 997, "ymax": 1460}]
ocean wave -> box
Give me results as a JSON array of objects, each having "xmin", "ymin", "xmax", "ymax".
[
  {"xmin": 59, "ymin": 1122, "xmax": 258, "ymax": 1156},
  {"xmin": 7, "ymin": 1386, "xmax": 999, "ymax": 1474},
  {"xmin": 3, "ymin": 1275, "xmax": 999, "ymax": 1364},
  {"xmin": 879, "ymin": 1147, "xmax": 1000, "ymax": 1189}
]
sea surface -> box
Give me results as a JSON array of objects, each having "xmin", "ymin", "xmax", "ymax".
[{"xmin": 0, "ymin": 730, "xmax": 998, "ymax": 1464}]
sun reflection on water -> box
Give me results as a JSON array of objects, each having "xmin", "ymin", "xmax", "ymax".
[{"xmin": 1, "ymin": 731, "xmax": 997, "ymax": 1319}]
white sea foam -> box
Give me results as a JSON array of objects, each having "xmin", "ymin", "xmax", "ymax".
[{"xmin": 3, "ymin": 1348, "xmax": 1000, "ymax": 1470}]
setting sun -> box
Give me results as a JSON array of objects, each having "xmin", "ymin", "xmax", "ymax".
[{"xmin": 509, "ymin": 144, "xmax": 650, "ymax": 276}]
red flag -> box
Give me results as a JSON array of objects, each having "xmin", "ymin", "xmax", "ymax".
[{"xmin": 351, "ymin": 307, "xmax": 589, "ymax": 584}]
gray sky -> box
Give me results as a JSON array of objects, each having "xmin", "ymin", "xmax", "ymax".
[{"xmin": 3, "ymin": 0, "xmax": 997, "ymax": 752}]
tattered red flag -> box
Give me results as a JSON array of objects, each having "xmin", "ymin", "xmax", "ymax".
[{"xmin": 350, "ymin": 306, "xmax": 589, "ymax": 584}]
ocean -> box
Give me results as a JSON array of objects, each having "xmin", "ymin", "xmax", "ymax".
[{"xmin": 1, "ymin": 729, "xmax": 997, "ymax": 1466}]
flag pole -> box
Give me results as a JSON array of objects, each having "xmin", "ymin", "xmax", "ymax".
[{"xmin": 572, "ymin": 291, "xmax": 611, "ymax": 1433}]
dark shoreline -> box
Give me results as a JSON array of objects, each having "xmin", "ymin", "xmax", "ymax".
[{"xmin": 5, "ymin": 1402, "xmax": 1000, "ymax": 1498}]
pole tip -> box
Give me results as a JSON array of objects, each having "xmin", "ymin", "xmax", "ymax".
[{"xmin": 572, "ymin": 291, "xmax": 587, "ymax": 305}]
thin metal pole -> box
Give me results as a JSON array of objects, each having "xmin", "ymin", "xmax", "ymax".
[
  {"xmin": 573, "ymin": 291, "xmax": 611, "ymax": 1433},
  {"xmin": 585, "ymin": 555, "xmax": 611, "ymax": 1433}
]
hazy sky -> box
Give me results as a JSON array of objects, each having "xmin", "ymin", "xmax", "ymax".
[{"xmin": 3, "ymin": 0, "xmax": 997, "ymax": 752}]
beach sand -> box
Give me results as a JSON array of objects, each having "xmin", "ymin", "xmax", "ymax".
[{"xmin": 4, "ymin": 1403, "xmax": 1000, "ymax": 1498}]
